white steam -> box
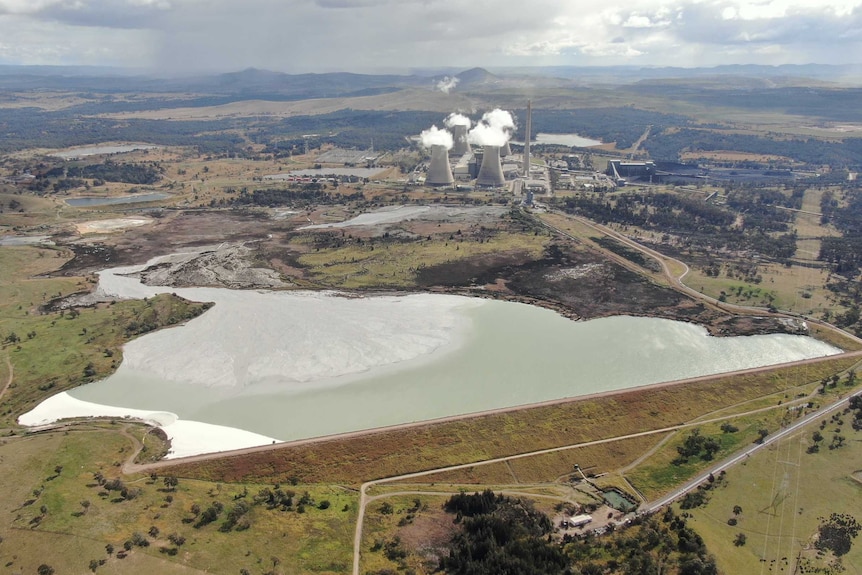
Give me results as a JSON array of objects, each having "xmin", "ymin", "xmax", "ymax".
[
  {"xmin": 467, "ymin": 108, "xmax": 516, "ymax": 147},
  {"xmin": 467, "ymin": 124, "xmax": 509, "ymax": 148},
  {"xmin": 420, "ymin": 125, "xmax": 454, "ymax": 150},
  {"xmin": 436, "ymin": 76, "xmax": 460, "ymax": 93},
  {"xmin": 482, "ymin": 108, "xmax": 516, "ymax": 134},
  {"xmin": 444, "ymin": 113, "xmax": 472, "ymax": 128}
]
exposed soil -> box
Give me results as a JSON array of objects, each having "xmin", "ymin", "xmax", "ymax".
[
  {"xmin": 397, "ymin": 510, "xmax": 453, "ymax": 571},
  {"xmin": 49, "ymin": 206, "xmax": 808, "ymax": 338},
  {"xmin": 130, "ymin": 243, "xmax": 287, "ymax": 289}
]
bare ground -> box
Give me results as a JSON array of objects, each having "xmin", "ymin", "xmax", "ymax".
[{"xmin": 49, "ymin": 206, "xmax": 812, "ymax": 338}]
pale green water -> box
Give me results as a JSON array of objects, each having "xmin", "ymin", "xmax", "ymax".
[{"xmin": 70, "ymin": 298, "xmax": 840, "ymax": 442}]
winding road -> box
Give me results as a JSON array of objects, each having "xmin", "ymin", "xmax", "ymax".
[{"xmin": 349, "ymin": 357, "xmax": 862, "ymax": 574}]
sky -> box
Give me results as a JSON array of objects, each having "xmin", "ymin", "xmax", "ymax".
[{"xmin": 0, "ymin": 0, "xmax": 860, "ymax": 73}]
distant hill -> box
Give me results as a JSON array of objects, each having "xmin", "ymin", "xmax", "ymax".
[
  {"xmin": 493, "ymin": 64, "xmax": 862, "ymax": 86},
  {"xmin": 455, "ymin": 67, "xmax": 499, "ymax": 87},
  {"xmin": 0, "ymin": 63, "xmax": 859, "ymax": 101}
]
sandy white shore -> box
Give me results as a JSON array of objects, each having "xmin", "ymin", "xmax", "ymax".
[{"xmin": 18, "ymin": 392, "xmax": 280, "ymax": 459}]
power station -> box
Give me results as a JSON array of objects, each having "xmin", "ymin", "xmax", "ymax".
[{"xmin": 415, "ymin": 102, "xmax": 541, "ymax": 193}]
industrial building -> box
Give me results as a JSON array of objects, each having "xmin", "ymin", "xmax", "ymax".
[{"xmin": 606, "ymin": 160, "xmax": 656, "ymax": 183}]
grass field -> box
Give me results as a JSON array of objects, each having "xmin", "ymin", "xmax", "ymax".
[
  {"xmin": 685, "ymin": 413, "xmax": 862, "ymax": 575},
  {"xmin": 0, "ymin": 245, "xmax": 212, "ymax": 425},
  {"xmin": 0, "ymin": 427, "xmax": 357, "ymax": 574},
  {"xmin": 296, "ymin": 230, "xmax": 547, "ymax": 289}
]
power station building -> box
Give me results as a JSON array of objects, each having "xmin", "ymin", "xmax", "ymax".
[{"xmin": 607, "ymin": 160, "xmax": 656, "ymax": 182}]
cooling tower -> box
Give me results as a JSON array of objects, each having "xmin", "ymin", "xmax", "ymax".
[
  {"xmin": 476, "ymin": 145, "xmax": 505, "ymax": 187},
  {"xmin": 451, "ymin": 124, "xmax": 470, "ymax": 156},
  {"xmin": 501, "ymin": 140, "xmax": 512, "ymax": 157},
  {"xmin": 426, "ymin": 144, "xmax": 454, "ymax": 186}
]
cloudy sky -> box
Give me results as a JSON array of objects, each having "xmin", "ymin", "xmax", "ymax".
[{"xmin": 0, "ymin": 0, "xmax": 860, "ymax": 73}]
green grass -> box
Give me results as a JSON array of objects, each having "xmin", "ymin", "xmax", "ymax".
[
  {"xmin": 624, "ymin": 414, "xmax": 782, "ymax": 499},
  {"xmin": 296, "ymin": 231, "xmax": 547, "ymax": 289},
  {"xmin": 685, "ymin": 418, "xmax": 862, "ymax": 575},
  {"xmin": 0, "ymin": 245, "xmax": 212, "ymax": 425},
  {"xmin": 0, "ymin": 427, "xmax": 358, "ymax": 574}
]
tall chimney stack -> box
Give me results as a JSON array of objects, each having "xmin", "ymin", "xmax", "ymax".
[
  {"xmin": 476, "ymin": 145, "xmax": 505, "ymax": 187},
  {"xmin": 522, "ymin": 100, "xmax": 532, "ymax": 177},
  {"xmin": 425, "ymin": 144, "xmax": 454, "ymax": 187},
  {"xmin": 451, "ymin": 124, "xmax": 470, "ymax": 156}
]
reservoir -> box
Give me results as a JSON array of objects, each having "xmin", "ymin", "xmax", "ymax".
[
  {"xmin": 36, "ymin": 255, "xmax": 840, "ymax": 451},
  {"xmin": 535, "ymin": 133, "xmax": 603, "ymax": 147},
  {"xmin": 51, "ymin": 144, "xmax": 160, "ymax": 159}
]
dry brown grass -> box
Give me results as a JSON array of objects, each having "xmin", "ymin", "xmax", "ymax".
[
  {"xmin": 163, "ymin": 355, "xmax": 858, "ymax": 486},
  {"xmin": 98, "ymin": 88, "xmax": 477, "ymax": 121}
]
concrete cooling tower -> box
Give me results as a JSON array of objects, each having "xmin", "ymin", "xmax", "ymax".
[
  {"xmin": 451, "ymin": 124, "xmax": 470, "ymax": 156},
  {"xmin": 501, "ymin": 140, "xmax": 512, "ymax": 157},
  {"xmin": 476, "ymin": 145, "xmax": 505, "ymax": 187},
  {"xmin": 426, "ymin": 144, "xmax": 454, "ymax": 186}
]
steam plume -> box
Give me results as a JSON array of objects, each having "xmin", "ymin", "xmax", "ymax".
[
  {"xmin": 467, "ymin": 108, "xmax": 516, "ymax": 147},
  {"xmin": 482, "ymin": 108, "xmax": 516, "ymax": 133},
  {"xmin": 420, "ymin": 125, "xmax": 454, "ymax": 150},
  {"xmin": 436, "ymin": 76, "xmax": 459, "ymax": 93},
  {"xmin": 444, "ymin": 113, "xmax": 472, "ymax": 128}
]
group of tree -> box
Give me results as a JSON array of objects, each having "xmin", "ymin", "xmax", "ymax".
[
  {"xmin": 556, "ymin": 190, "xmax": 797, "ymax": 260},
  {"xmin": 816, "ymin": 513, "xmax": 861, "ymax": 557},
  {"xmin": 225, "ymin": 186, "xmax": 365, "ymax": 208},
  {"xmin": 673, "ymin": 430, "xmax": 722, "ymax": 465},
  {"xmin": 562, "ymin": 506, "xmax": 719, "ymax": 575},
  {"xmin": 820, "ymin": 186, "xmax": 862, "ymax": 277},
  {"xmin": 439, "ymin": 490, "xmax": 568, "ymax": 575},
  {"xmin": 642, "ymin": 127, "xmax": 862, "ymax": 167}
]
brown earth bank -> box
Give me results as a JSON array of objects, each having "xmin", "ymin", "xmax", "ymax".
[
  {"xmin": 159, "ymin": 354, "xmax": 859, "ymax": 485},
  {"xmin": 44, "ymin": 207, "xmax": 815, "ymax": 340}
]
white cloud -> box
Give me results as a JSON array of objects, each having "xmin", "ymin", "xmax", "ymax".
[{"xmin": 0, "ymin": 0, "xmax": 861, "ymax": 70}]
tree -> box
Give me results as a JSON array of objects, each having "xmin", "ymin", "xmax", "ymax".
[
  {"xmin": 80, "ymin": 499, "xmax": 91, "ymax": 515},
  {"xmin": 817, "ymin": 513, "xmax": 861, "ymax": 556},
  {"xmin": 734, "ymin": 533, "xmax": 747, "ymax": 546},
  {"xmin": 163, "ymin": 476, "xmax": 179, "ymax": 491},
  {"xmin": 89, "ymin": 558, "xmax": 100, "ymax": 572},
  {"xmin": 733, "ymin": 505, "xmax": 743, "ymax": 516},
  {"xmin": 37, "ymin": 565, "xmax": 55, "ymax": 575}
]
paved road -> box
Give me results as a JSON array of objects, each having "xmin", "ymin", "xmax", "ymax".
[
  {"xmin": 349, "ymin": 374, "xmax": 862, "ymax": 574},
  {"xmin": 644, "ymin": 388, "xmax": 862, "ymax": 513},
  {"xmin": 539, "ymin": 210, "xmax": 862, "ymax": 348}
]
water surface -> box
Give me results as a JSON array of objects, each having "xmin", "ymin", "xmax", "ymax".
[
  {"xmin": 66, "ymin": 193, "xmax": 170, "ymax": 207},
  {"xmin": 70, "ymin": 287, "xmax": 840, "ymax": 442},
  {"xmin": 535, "ymin": 133, "xmax": 603, "ymax": 147}
]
